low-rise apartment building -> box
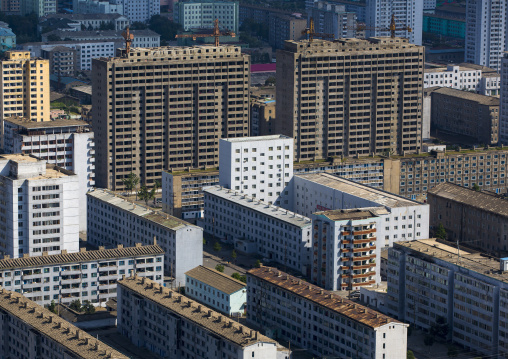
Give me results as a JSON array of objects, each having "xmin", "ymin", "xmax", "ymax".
[
  {"xmin": 0, "ymin": 289, "xmax": 129, "ymax": 359},
  {"xmin": 2, "ymin": 117, "xmax": 94, "ymax": 230},
  {"xmin": 0, "ymin": 154, "xmax": 79, "ymax": 258},
  {"xmin": 247, "ymin": 266, "xmax": 408, "ymax": 359},
  {"xmin": 87, "ymin": 189, "xmax": 202, "ymax": 284},
  {"xmin": 185, "ymin": 265, "xmax": 246, "ymax": 316},
  {"xmin": 0, "ymin": 244, "xmax": 163, "ymax": 306},
  {"xmin": 428, "ymin": 182, "xmax": 508, "ymax": 256},
  {"xmin": 386, "ymin": 239, "xmax": 508, "ymax": 358},
  {"xmin": 203, "ymin": 186, "xmax": 312, "ymax": 274},
  {"xmin": 118, "ymin": 276, "xmax": 286, "ymax": 359}
]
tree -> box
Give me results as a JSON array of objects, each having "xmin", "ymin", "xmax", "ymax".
[
  {"xmin": 239, "ymin": 275, "xmax": 246, "ymax": 283},
  {"xmin": 47, "ymin": 34, "xmax": 62, "ymax": 42},
  {"xmin": 69, "ymin": 299, "xmax": 82, "ymax": 312},
  {"xmin": 231, "ymin": 272, "xmax": 242, "ymax": 281},
  {"xmin": 122, "ymin": 172, "xmax": 139, "ymax": 196},
  {"xmin": 430, "ymin": 315, "xmax": 449, "ymax": 338},
  {"xmin": 99, "ymin": 21, "xmax": 115, "ymax": 30},
  {"xmin": 215, "ymin": 264, "xmax": 225, "ymax": 272},
  {"xmin": 265, "ymin": 76, "xmax": 276, "ymax": 86},
  {"xmin": 447, "ymin": 345, "xmax": 459, "ymax": 358},
  {"xmin": 130, "ymin": 21, "xmax": 148, "ymax": 30},
  {"xmin": 407, "ymin": 350, "xmax": 415, "ymax": 359},
  {"xmin": 213, "ymin": 241, "xmax": 222, "ymax": 252},
  {"xmin": 48, "ymin": 300, "xmax": 57, "ymax": 314},
  {"xmin": 148, "ymin": 15, "xmax": 182, "ymax": 45},
  {"xmin": 138, "ymin": 185, "xmax": 155, "ymax": 206},
  {"xmin": 423, "ymin": 334, "xmax": 434, "ymax": 347},
  {"xmin": 435, "ymin": 223, "xmax": 447, "ymax": 240},
  {"xmin": 254, "ymin": 259, "xmax": 261, "ymax": 268},
  {"xmin": 231, "ymin": 249, "xmax": 237, "ymax": 263},
  {"xmin": 473, "ymin": 183, "xmax": 480, "ymax": 191},
  {"xmin": 82, "ymin": 300, "xmax": 96, "ymax": 314}
]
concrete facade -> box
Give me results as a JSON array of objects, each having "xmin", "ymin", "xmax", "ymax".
[
  {"xmin": 175, "ymin": 0, "xmax": 239, "ymax": 33},
  {"xmin": 0, "ymin": 154, "xmax": 79, "ymax": 258},
  {"xmin": 203, "ymin": 186, "xmax": 312, "ymax": 274},
  {"xmin": 118, "ymin": 276, "xmax": 285, "ymax": 359},
  {"xmin": 41, "ymin": 45, "xmax": 78, "ymax": 77},
  {"xmin": 92, "ymin": 45, "xmax": 250, "ymax": 190},
  {"xmin": 501, "ymin": 52, "xmax": 508, "ymax": 143},
  {"xmin": 248, "ymin": 266, "xmax": 408, "ymax": 359},
  {"xmin": 307, "ymin": 2, "xmax": 357, "ymax": 39},
  {"xmin": 219, "ymin": 135, "xmax": 293, "ymax": 207},
  {"xmin": 0, "ymin": 244, "xmax": 163, "ymax": 306},
  {"xmin": 87, "ymin": 189, "xmax": 203, "ymax": 284},
  {"xmin": 276, "ymin": 38, "xmax": 424, "ymax": 160},
  {"xmin": 269, "ymin": 14, "xmax": 307, "ymax": 50}
]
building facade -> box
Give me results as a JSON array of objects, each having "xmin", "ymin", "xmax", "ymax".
[
  {"xmin": 0, "ymin": 51, "xmax": 50, "ymax": 122},
  {"xmin": 0, "ymin": 24, "xmax": 16, "ymax": 52},
  {"xmin": 41, "ymin": 13, "xmax": 130, "ymax": 31},
  {"xmin": 430, "ymin": 87, "xmax": 500, "ymax": 145},
  {"xmin": 268, "ymin": 14, "xmax": 307, "ymax": 50},
  {"xmin": 276, "ymin": 38, "xmax": 424, "ymax": 161},
  {"xmin": 87, "ymin": 189, "xmax": 203, "ymax": 284},
  {"xmin": 93, "ymin": 45, "xmax": 249, "ymax": 190},
  {"xmin": 248, "ymin": 266, "xmax": 408, "ymax": 359},
  {"xmin": 307, "ymin": 2, "xmax": 357, "ymax": 39},
  {"xmin": 501, "ymin": 52, "xmax": 508, "ymax": 143},
  {"xmin": 366, "ymin": 0, "xmax": 423, "ymax": 45},
  {"xmin": 20, "ymin": 0, "xmax": 56, "ymax": 16},
  {"xmin": 203, "ymin": 186, "xmax": 312, "ymax": 274},
  {"xmin": 2, "ymin": 117, "xmax": 94, "ymax": 230},
  {"xmin": 175, "ymin": 0, "xmax": 239, "ymax": 33},
  {"xmin": 0, "ymin": 289, "xmax": 129, "ymax": 359},
  {"xmin": 219, "ymin": 135, "xmax": 293, "ymax": 207},
  {"xmin": 41, "ymin": 46, "xmax": 78, "ymax": 77},
  {"xmin": 250, "ymin": 93, "xmax": 275, "ymax": 137},
  {"xmin": 118, "ymin": 276, "xmax": 284, "ymax": 359},
  {"xmin": 0, "ymin": 244, "xmax": 163, "ymax": 306},
  {"xmin": 185, "ymin": 265, "xmax": 246, "ymax": 315},
  {"xmin": 386, "ymin": 239, "xmax": 508, "ymax": 358},
  {"xmin": 119, "ymin": 0, "xmax": 159, "ymax": 23},
  {"xmin": 0, "ymin": 155, "xmax": 79, "ymax": 258}
]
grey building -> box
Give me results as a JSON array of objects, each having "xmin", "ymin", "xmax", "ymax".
[{"xmin": 269, "ymin": 14, "xmax": 307, "ymax": 49}]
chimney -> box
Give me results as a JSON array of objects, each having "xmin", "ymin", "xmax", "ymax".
[
  {"xmin": 208, "ymin": 310, "xmax": 213, "ymax": 317},
  {"xmin": 80, "ymin": 248, "xmax": 86, "ymax": 253},
  {"xmin": 135, "ymin": 243, "xmax": 142, "ymax": 247},
  {"xmin": 117, "ymin": 244, "xmax": 124, "ymax": 249},
  {"xmin": 42, "ymin": 251, "xmax": 48, "ymax": 257},
  {"xmin": 23, "ymin": 253, "xmax": 29, "ymax": 258},
  {"xmin": 4, "ymin": 255, "xmax": 9, "ymax": 259},
  {"xmin": 60, "ymin": 249, "xmax": 67, "ymax": 255}
]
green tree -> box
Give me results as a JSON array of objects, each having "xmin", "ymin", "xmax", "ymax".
[
  {"xmin": 265, "ymin": 76, "xmax": 276, "ymax": 86},
  {"xmin": 254, "ymin": 259, "xmax": 261, "ymax": 268},
  {"xmin": 213, "ymin": 241, "xmax": 222, "ymax": 252},
  {"xmin": 473, "ymin": 183, "xmax": 480, "ymax": 191},
  {"xmin": 122, "ymin": 172, "xmax": 139, "ymax": 196},
  {"xmin": 435, "ymin": 223, "xmax": 447, "ymax": 240},
  {"xmin": 239, "ymin": 275, "xmax": 246, "ymax": 283},
  {"xmin": 231, "ymin": 272, "xmax": 241, "ymax": 280},
  {"xmin": 69, "ymin": 299, "xmax": 82, "ymax": 312},
  {"xmin": 130, "ymin": 21, "xmax": 148, "ymax": 30},
  {"xmin": 431, "ymin": 315, "xmax": 449, "ymax": 338},
  {"xmin": 424, "ymin": 334, "xmax": 434, "ymax": 347},
  {"xmin": 215, "ymin": 264, "xmax": 225, "ymax": 272},
  {"xmin": 148, "ymin": 15, "xmax": 182, "ymax": 45},
  {"xmin": 82, "ymin": 300, "xmax": 95, "ymax": 314},
  {"xmin": 231, "ymin": 249, "xmax": 237, "ymax": 263},
  {"xmin": 447, "ymin": 345, "xmax": 459, "ymax": 358},
  {"xmin": 48, "ymin": 300, "xmax": 57, "ymax": 314},
  {"xmin": 407, "ymin": 350, "xmax": 415, "ymax": 359},
  {"xmin": 138, "ymin": 185, "xmax": 155, "ymax": 206},
  {"xmin": 99, "ymin": 21, "xmax": 115, "ymax": 30}
]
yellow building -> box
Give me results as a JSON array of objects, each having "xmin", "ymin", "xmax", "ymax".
[{"xmin": 0, "ymin": 51, "xmax": 50, "ymax": 122}]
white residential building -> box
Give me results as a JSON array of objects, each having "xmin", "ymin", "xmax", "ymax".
[
  {"xmin": 175, "ymin": 0, "xmax": 239, "ymax": 33},
  {"xmin": 424, "ymin": 64, "xmax": 501, "ymax": 96},
  {"xmin": 423, "ymin": 0, "xmax": 436, "ymax": 11},
  {"xmin": 293, "ymin": 173, "xmax": 430, "ymax": 247},
  {"xmin": 185, "ymin": 265, "xmax": 246, "ymax": 316},
  {"xmin": 387, "ymin": 239, "xmax": 508, "ymax": 358},
  {"xmin": 0, "ymin": 154, "xmax": 79, "ymax": 258},
  {"xmin": 247, "ymin": 266, "xmax": 408, "ymax": 359},
  {"xmin": 0, "ymin": 244, "xmax": 163, "ymax": 306},
  {"xmin": 465, "ymin": 0, "xmax": 508, "ymax": 71},
  {"xmin": 119, "ymin": 0, "xmax": 159, "ymax": 23},
  {"xmin": 118, "ymin": 276, "xmax": 286, "ymax": 359},
  {"xmin": 20, "ymin": 0, "xmax": 56, "ymax": 17},
  {"xmin": 0, "ymin": 289, "xmax": 129, "ymax": 359},
  {"xmin": 366, "ymin": 0, "xmax": 423, "ymax": 45},
  {"xmin": 311, "ymin": 209, "xmax": 381, "ymax": 291},
  {"xmin": 500, "ymin": 52, "xmax": 508, "ymax": 143},
  {"xmin": 87, "ymin": 189, "xmax": 203, "ymax": 284},
  {"xmin": 307, "ymin": 2, "xmax": 357, "ymax": 39},
  {"xmin": 2, "ymin": 117, "xmax": 94, "ymax": 230},
  {"xmin": 219, "ymin": 135, "xmax": 293, "ymax": 208},
  {"xmin": 74, "ymin": 0, "xmax": 124, "ymax": 15},
  {"xmin": 203, "ymin": 186, "xmax": 312, "ymax": 274}
]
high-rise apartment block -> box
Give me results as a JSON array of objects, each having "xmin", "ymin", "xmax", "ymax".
[
  {"xmin": 276, "ymin": 38, "xmax": 424, "ymax": 161},
  {"xmin": 307, "ymin": 2, "xmax": 357, "ymax": 39},
  {"xmin": 92, "ymin": 45, "xmax": 250, "ymax": 190},
  {"xmin": 2, "ymin": 117, "xmax": 94, "ymax": 230},
  {"xmin": 175, "ymin": 0, "xmax": 239, "ymax": 33},
  {"xmin": 219, "ymin": 135, "xmax": 293, "ymax": 206},
  {"xmin": 500, "ymin": 52, "xmax": 508, "ymax": 143},
  {"xmin": 465, "ymin": 0, "xmax": 507, "ymax": 71},
  {"xmin": 366, "ymin": 0, "xmax": 423, "ymax": 45},
  {"xmin": 20, "ymin": 0, "xmax": 56, "ymax": 17},
  {"xmin": 0, "ymin": 51, "xmax": 50, "ymax": 122},
  {"xmin": 0, "ymin": 154, "xmax": 79, "ymax": 258},
  {"xmin": 268, "ymin": 14, "xmax": 307, "ymax": 50}
]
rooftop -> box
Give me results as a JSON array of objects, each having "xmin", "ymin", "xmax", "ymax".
[
  {"xmin": 118, "ymin": 276, "xmax": 277, "ymax": 347},
  {"xmin": 42, "ymin": 13, "xmax": 126, "ymax": 21},
  {"xmin": 0, "ymin": 244, "xmax": 163, "ymax": 270},
  {"xmin": 295, "ymin": 173, "xmax": 422, "ymax": 208},
  {"xmin": 248, "ymin": 267, "xmax": 402, "ymax": 329},
  {"xmin": 185, "ymin": 265, "xmax": 246, "ymax": 294},
  {"xmin": 428, "ymin": 182, "xmax": 508, "ymax": 217},
  {"xmin": 87, "ymin": 189, "xmax": 200, "ymax": 231},
  {"xmin": 222, "ymin": 135, "xmax": 291, "ymax": 143},
  {"xmin": 394, "ymin": 239, "xmax": 508, "ymax": 284},
  {"xmin": 4, "ymin": 116, "xmax": 89, "ymax": 129},
  {"xmin": 71, "ymin": 85, "xmax": 92, "ymax": 95},
  {"xmin": 42, "ymin": 29, "xmax": 159, "ymax": 39},
  {"xmin": 204, "ymin": 186, "xmax": 311, "ymax": 228},
  {"xmin": 315, "ymin": 208, "xmax": 382, "ymax": 221},
  {"xmin": 431, "ymin": 87, "xmax": 499, "ymax": 106},
  {"xmin": 283, "ymin": 37, "xmax": 422, "ymax": 53},
  {"xmin": 0, "ymin": 289, "xmax": 128, "ymax": 358}
]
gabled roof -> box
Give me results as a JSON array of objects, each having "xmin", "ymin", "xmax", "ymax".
[{"xmin": 185, "ymin": 266, "xmax": 245, "ymax": 295}]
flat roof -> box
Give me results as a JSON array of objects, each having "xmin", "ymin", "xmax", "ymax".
[
  {"xmin": 87, "ymin": 189, "xmax": 200, "ymax": 231},
  {"xmin": 4, "ymin": 116, "xmax": 89, "ymax": 129},
  {"xmin": 428, "ymin": 182, "xmax": 508, "ymax": 217},
  {"xmin": 395, "ymin": 239, "xmax": 508, "ymax": 284},
  {"xmin": 222, "ymin": 135, "xmax": 291, "ymax": 143},
  {"xmin": 118, "ymin": 276, "xmax": 277, "ymax": 347},
  {"xmin": 204, "ymin": 186, "xmax": 311, "ymax": 228},
  {"xmin": 185, "ymin": 265, "xmax": 245, "ymax": 295},
  {"xmin": 248, "ymin": 267, "xmax": 402, "ymax": 329},
  {"xmin": 295, "ymin": 173, "xmax": 422, "ymax": 208},
  {"xmin": 315, "ymin": 208, "xmax": 382, "ymax": 221},
  {"xmin": 0, "ymin": 244, "xmax": 163, "ymax": 270},
  {"xmin": 0, "ymin": 289, "xmax": 128, "ymax": 358},
  {"xmin": 431, "ymin": 87, "xmax": 499, "ymax": 106}
]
